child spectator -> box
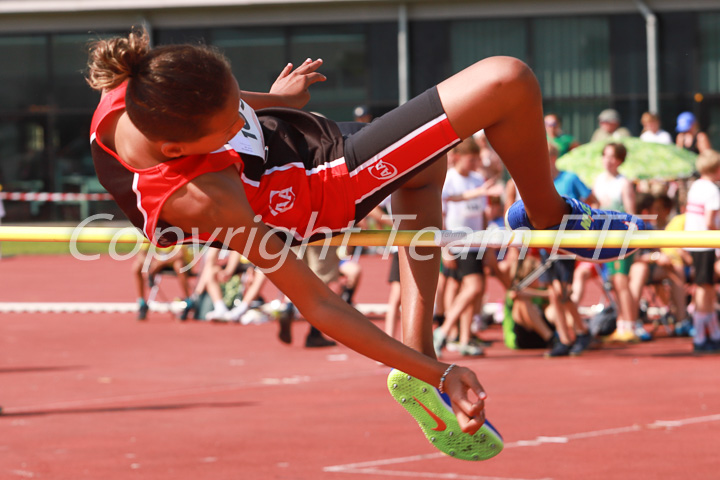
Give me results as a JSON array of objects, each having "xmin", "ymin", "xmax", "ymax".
[
  {"xmin": 684, "ymin": 149, "xmax": 720, "ymax": 353},
  {"xmin": 593, "ymin": 143, "xmax": 639, "ymax": 342}
]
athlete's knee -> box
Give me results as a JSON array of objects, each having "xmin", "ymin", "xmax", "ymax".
[{"xmin": 476, "ymin": 56, "xmax": 539, "ymax": 102}]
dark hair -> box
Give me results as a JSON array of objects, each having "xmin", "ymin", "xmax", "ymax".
[
  {"xmin": 86, "ymin": 27, "xmax": 234, "ymax": 142},
  {"xmin": 604, "ymin": 142, "xmax": 627, "ymax": 163},
  {"xmin": 653, "ymin": 194, "xmax": 673, "ymax": 212},
  {"xmin": 635, "ymin": 192, "xmax": 655, "ymax": 214}
]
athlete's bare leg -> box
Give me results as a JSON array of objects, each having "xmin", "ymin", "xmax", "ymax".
[
  {"xmin": 392, "ymin": 158, "xmax": 447, "ymax": 357},
  {"xmin": 391, "ymin": 57, "xmax": 573, "ymax": 359},
  {"xmin": 437, "ymin": 56, "xmax": 568, "ymax": 229}
]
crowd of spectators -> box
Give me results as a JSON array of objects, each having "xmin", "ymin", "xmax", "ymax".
[
  {"xmin": 133, "ymin": 107, "xmax": 720, "ymax": 357},
  {"xmin": 422, "ymin": 108, "xmax": 720, "ymax": 357}
]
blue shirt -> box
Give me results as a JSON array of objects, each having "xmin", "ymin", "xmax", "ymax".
[{"xmin": 554, "ymin": 170, "xmax": 591, "ymax": 201}]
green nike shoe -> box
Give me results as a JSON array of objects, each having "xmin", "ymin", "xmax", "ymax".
[{"xmin": 387, "ymin": 369, "xmax": 503, "ymax": 461}]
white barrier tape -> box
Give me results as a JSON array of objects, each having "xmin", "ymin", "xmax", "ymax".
[{"xmin": 0, "ymin": 192, "xmax": 114, "ymax": 201}]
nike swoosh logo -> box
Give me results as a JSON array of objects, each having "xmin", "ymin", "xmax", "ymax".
[{"xmin": 413, "ymin": 396, "xmax": 447, "ymax": 431}]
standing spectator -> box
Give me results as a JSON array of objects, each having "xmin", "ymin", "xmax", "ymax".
[
  {"xmin": 675, "ymin": 111, "xmax": 712, "ymax": 154},
  {"xmin": 591, "ymin": 109, "xmax": 631, "ymax": 143},
  {"xmin": 639, "ymin": 112, "xmax": 673, "ymax": 145},
  {"xmin": 133, "ymin": 244, "xmax": 195, "ymax": 321},
  {"xmin": 433, "ymin": 138, "xmax": 496, "ymax": 357},
  {"xmin": 544, "ymin": 113, "xmax": 579, "ymax": 157},
  {"xmin": 684, "ymin": 149, "xmax": 720, "ymax": 353},
  {"xmin": 593, "ymin": 143, "xmax": 639, "ymax": 342}
]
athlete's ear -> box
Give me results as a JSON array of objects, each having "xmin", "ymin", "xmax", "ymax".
[{"xmin": 160, "ymin": 142, "xmax": 186, "ymax": 158}]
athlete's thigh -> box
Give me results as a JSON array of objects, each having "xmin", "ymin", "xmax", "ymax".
[{"xmin": 342, "ymin": 87, "xmax": 459, "ymax": 222}]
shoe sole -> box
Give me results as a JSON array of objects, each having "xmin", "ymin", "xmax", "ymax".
[{"xmin": 387, "ymin": 369, "xmax": 503, "ymax": 461}]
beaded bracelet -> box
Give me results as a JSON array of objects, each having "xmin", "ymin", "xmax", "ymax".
[{"xmin": 438, "ymin": 363, "xmax": 457, "ymax": 394}]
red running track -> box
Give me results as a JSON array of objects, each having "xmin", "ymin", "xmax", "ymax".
[{"xmin": 1, "ymin": 253, "xmax": 719, "ymax": 480}]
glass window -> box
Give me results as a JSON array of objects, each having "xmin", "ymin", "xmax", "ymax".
[
  {"xmin": 0, "ymin": 117, "xmax": 49, "ymax": 193},
  {"xmin": 450, "ymin": 19, "xmax": 527, "ymax": 74},
  {"xmin": 0, "ymin": 36, "xmax": 48, "ymax": 111},
  {"xmin": 533, "ymin": 17, "xmax": 611, "ymax": 99},
  {"xmin": 699, "ymin": 13, "xmax": 720, "ymax": 94},
  {"xmin": 211, "ymin": 28, "xmax": 286, "ymax": 94},
  {"xmin": 51, "ymin": 33, "xmax": 108, "ymax": 110},
  {"xmin": 289, "ymin": 25, "xmax": 367, "ymax": 119}
]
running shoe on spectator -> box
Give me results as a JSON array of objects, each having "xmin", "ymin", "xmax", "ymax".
[
  {"xmin": 569, "ymin": 333, "xmax": 593, "ymax": 356},
  {"xmin": 634, "ymin": 321, "xmax": 652, "ymax": 342},
  {"xmin": 603, "ymin": 329, "xmax": 640, "ymax": 343},
  {"xmin": 693, "ymin": 339, "xmax": 720, "ymax": 355},
  {"xmin": 137, "ymin": 298, "xmax": 149, "ymax": 321},
  {"xmin": 459, "ymin": 342, "xmax": 485, "ymax": 356},
  {"xmin": 545, "ymin": 337, "xmax": 573, "ymax": 357},
  {"xmin": 433, "ymin": 328, "xmax": 447, "ymax": 358}
]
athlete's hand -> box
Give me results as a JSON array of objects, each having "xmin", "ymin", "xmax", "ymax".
[
  {"xmin": 270, "ymin": 58, "xmax": 327, "ymax": 109},
  {"xmin": 443, "ymin": 366, "xmax": 487, "ymax": 434}
]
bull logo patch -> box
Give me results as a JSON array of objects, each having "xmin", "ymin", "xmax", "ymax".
[
  {"xmin": 269, "ymin": 187, "xmax": 296, "ymax": 216},
  {"xmin": 368, "ymin": 159, "xmax": 398, "ymax": 181}
]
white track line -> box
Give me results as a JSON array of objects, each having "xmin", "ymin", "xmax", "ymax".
[
  {"xmin": 0, "ymin": 301, "xmax": 390, "ymax": 316},
  {"xmin": 324, "ymin": 413, "xmax": 720, "ymax": 479}
]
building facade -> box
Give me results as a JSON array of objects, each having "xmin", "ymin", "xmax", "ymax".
[{"xmin": 0, "ymin": 0, "xmax": 718, "ymax": 220}]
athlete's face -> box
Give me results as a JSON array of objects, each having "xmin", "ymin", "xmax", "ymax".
[{"xmin": 170, "ymin": 77, "xmax": 246, "ymax": 156}]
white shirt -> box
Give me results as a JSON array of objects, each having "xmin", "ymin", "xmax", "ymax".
[
  {"xmin": 640, "ymin": 129, "xmax": 673, "ymax": 145},
  {"xmin": 442, "ymin": 169, "xmax": 486, "ymax": 252},
  {"xmin": 685, "ymin": 178, "xmax": 720, "ymax": 251},
  {"xmin": 593, "ymin": 172, "xmax": 628, "ymax": 212}
]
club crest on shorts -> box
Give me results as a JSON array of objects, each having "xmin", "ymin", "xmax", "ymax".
[
  {"xmin": 269, "ymin": 187, "xmax": 296, "ymax": 216},
  {"xmin": 368, "ymin": 159, "xmax": 398, "ymax": 181}
]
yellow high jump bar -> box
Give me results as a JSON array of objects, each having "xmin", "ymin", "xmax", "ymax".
[{"xmin": 0, "ymin": 226, "xmax": 719, "ymax": 249}]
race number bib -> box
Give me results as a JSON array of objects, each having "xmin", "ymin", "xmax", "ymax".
[{"xmin": 227, "ymin": 99, "xmax": 266, "ymax": 160}]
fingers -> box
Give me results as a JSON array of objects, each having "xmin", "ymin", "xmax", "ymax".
[
  {"xmin": 294, "ymin": 58, "xmax": 323, "ymax": 74},
  {"xmin": 305, "ymin": 72, "xmax": 327, "ymax": 85},
  {"xmin": 456, "ymin": 410, "xmax": 486, "ymax": 435},
  {"xmin": 454, "ymin": 389, "xmax": 485, "ymax": 420},
  {"xmin": 275, "ymin": 63, "xmax": 294, "ymax": 82},
  {"xmin": 448, "ymin": 368, "xmax": 487, "ymax": 434}
]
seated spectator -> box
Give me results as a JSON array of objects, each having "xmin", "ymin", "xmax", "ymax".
[
  {"xmin": 187, "ymin": 248, "xmax": 265, "ymax": 322},
  {"xmin": 628, "ymin": 193, "xmax": 687, "ymax": 339},
  {"xmin": 503, "ymin": 253, "xmax": 555, "ymax": 350},
  {"xmin": 133, "ymin": 243, "xmax": 195, "ymax": 321}
]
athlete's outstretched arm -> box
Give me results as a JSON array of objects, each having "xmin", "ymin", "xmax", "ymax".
[
  {"xmin": 240, "ymin": 58, "xmax": 326, "ymax": 110},
  {"xmin": 160, "ymin": 168, "xmax": 487, "ymax": 433}
]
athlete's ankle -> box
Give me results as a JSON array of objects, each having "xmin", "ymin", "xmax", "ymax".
[{"xmin": 523, "ymin": 197, "xmax": 569, "ymax": 229}]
